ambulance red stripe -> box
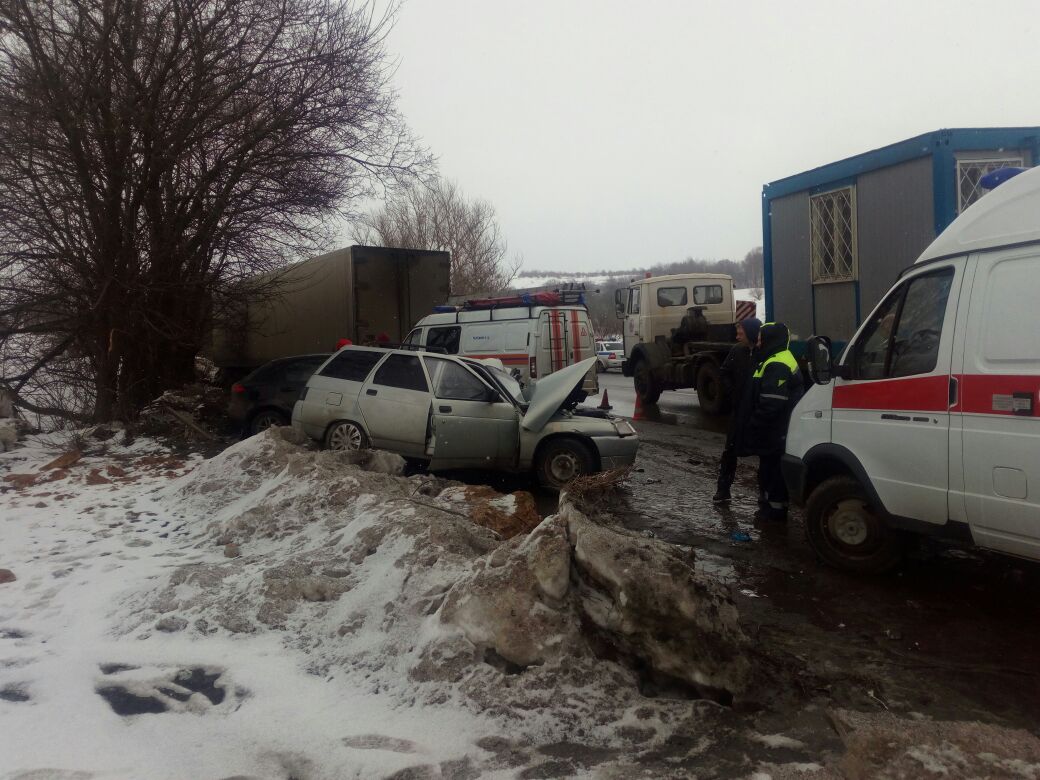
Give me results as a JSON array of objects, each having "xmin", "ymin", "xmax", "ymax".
[{"xmin": 831, "ymin": 373, "xmax": 1039, "ymax": 416}]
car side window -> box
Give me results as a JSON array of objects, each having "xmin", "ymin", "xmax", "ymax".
[
  {"xmin": 427, "ymin": 326, "xmax": 461, "ymax": 354},
  {"xmin": 318, "ymin": 350, "xmax": 383, "ymax": 382},
  {"xmin": 850, "ymin": 268, "xmax": 953, "ymax": 380},
  {"xmin": 372, "ymin": 354, "xmax": 429, "ymax": 392},
  {"xmin": 403, "ymin": 328, "xmax": 422, "ymax": 346},
  {"xmin": 424, "ymin": 358, "xmax": 490, "ymax": 401}
]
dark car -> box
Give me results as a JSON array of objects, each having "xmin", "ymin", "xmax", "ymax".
[{"xmin": 228, "ymin": 354, "xmax": 330, "ymax": 436}]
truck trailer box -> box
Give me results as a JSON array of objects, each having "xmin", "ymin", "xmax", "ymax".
[{"xmin": 212, "ymin": 246, "xmax": 450, "ymax": 371}]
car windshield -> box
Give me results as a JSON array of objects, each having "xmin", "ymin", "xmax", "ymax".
[{"xmin": 466, "ymin": 359, "xmax": 525, "ymax": 404}]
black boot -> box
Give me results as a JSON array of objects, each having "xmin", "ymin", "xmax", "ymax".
[{"xmin": 712, "ymin": 488, "xmax": 731, "ymax": 504}]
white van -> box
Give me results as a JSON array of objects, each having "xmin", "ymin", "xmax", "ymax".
[
  {"xmin": 784, "ymin": 166, "xmax": 1040, "ymax": 572},
  {"xmin": 404, "ymin": 293, "xmax": 599, "ymax": 395}
]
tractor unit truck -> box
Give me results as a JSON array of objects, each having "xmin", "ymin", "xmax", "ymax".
[{"xmin": 616, "ymin": 273, "xmax": 758, "ymax": 414}]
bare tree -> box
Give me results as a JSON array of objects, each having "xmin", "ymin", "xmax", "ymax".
[
  {"xmin": 0, "ymin": 0, "xmax": 430, "ymax": 421},
  {"xmin": 355, "ymin": 179, "xmax": 519, "ymax": 296},
  {"xmin": 743, "ymin": 247, "xmax": 764, "ymax": 291}
]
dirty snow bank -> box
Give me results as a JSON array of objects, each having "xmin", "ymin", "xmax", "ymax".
[{"xmin": 107, "ymin": 428, "xmax": 752, "ymax": 774}]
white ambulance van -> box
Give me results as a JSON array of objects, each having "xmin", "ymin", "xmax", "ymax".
[
  {"xmin": 403, "ymin": 292, "xmax": 599, "ymax": 396},
  {"xmin": 784, "ymin": 165, "xmax": 1040, "ymax": 572}
]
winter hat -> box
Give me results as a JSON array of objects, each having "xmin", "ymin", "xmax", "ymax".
[
  {"xmin": 740, "ymin": 317, "xmax": 762, "ymax": 346},
  {"xmin": 758, "ymin": 322, "xmax": 790, "ymax": 357}
]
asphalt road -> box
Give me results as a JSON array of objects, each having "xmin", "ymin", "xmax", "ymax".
[{"xmin": 594, "ymin": 376, "xmax": 1040, "ymax": 739}]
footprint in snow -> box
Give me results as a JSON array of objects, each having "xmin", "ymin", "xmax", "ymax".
[
  {"xmin": 342, "ymin": 734, "xmax": 420, "ymax": 753},
  {"xmin": 95, "ymin": 664, "xmax": 244, "ymax": 716}
]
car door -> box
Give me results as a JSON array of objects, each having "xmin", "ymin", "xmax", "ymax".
[
  {"xmin": 831, "ymin": 264, "xmax": 961, "ymax": 524},
  {"xmin": 957, "ymin": 249, "xmax": 1040, "ymax": 558},
  {"xmin": 357, "ymin": 353, "xmax": 432, "ymax": 456},
  {"xmin": 424, "ymin": 357, "xmax": 519, "ymax": 470}
]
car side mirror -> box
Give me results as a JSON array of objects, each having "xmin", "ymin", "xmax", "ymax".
[
  {"xmin": 806, "ymin": 335, "xmax": 833, "ymax": 385},
  {"xmin": 614, "ymin": 289, "xmax": 625, "ymax": 319}
]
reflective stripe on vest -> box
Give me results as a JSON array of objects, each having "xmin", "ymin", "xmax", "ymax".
[{"xmin": 754, "ymin": 349, "xmax": 798, "ymax": 379}]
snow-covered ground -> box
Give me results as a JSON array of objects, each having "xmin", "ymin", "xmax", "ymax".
[
  {"xmin": 6, "ymin": 427, "xmax": 1034, "ymax": 779},
  {"xmin": 0, "ymin": 428, "xmax": 748, "ymax": 779}
]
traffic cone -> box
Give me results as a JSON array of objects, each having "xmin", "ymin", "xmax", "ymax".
[
  {"xmin": 632, "ymin": 392, "xmax": 645, "ymax": 420},
  {"xmin": 598, "ymin": 388, "xmax": 612, "ymax": 411}
]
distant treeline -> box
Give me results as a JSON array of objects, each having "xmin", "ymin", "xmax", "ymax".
[{"xmin": 518, "ymin": 248, "xmax": 764, "ymax": 291}]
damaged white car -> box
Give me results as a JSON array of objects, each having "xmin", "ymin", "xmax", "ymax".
[{"xmin": 292, "ymin": 346, "xmax": 638, "ymax": 489}]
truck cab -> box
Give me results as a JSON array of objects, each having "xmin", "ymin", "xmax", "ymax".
[
  {"xmin": 784, "ymin": 166, "xmax": 1040, "ymax": 572},
  {"xmin": 613, "ymin": 273, "xmax": 755, "ymax": 414},
  {"xmin": 616, "ymin": 273, "xmax": 735, "ymax": 355}
]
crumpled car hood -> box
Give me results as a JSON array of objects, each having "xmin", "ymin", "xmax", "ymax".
[{"xmin": 521, "ymin": 357, "xmax": 597, "ymax": 433}]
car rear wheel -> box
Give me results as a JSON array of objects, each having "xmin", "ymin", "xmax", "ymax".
[
  {"xmin": 595, "ymin": 360, "xmax": 606, "ymax": 373},
  {"xmin": 248, "ymin": 409, "xmax": 288, "ymax": 436},
  {"xmin": 632, "ymin": 359, "xmax": 662, "ymax": 405},
  {"xmin": 536, "ymin": 438, "xmax": 595, "ymax": 491},
  {"xmin": 325, "ymin": 420, "xmax": 368, "ymax": 452},
  {"xmin": 805, "ymin": 475, "xmax": 904, "ymax": 573}
]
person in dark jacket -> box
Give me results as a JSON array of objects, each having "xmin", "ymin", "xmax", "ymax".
[
  {"xmin": 738, "ymin": 322, "xmax": 804, "ymax": 520},
  {"xmin": 712, "ymin": 317, "xmax": 761, "ymax": 504}
]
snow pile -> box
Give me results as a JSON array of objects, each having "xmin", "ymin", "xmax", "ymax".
[{"xmin": 1, "ymin": 427, "xmax": 756, "ymax": 778}]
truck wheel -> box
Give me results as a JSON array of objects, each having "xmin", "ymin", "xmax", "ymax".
[
  {"xmin": 536, "ymin": 438, "xmax": 595, "ymax": 491},
  {"xmin": 804, "ymin": 476, "xmax": 904, "ymax": 573},
  {"xmin": 325, "ymin": 420, "xmax": 368, "ymax": 451},
  {"xmin": 695, "ymin": 362, "xmax": 728, "ymax": 415},
  {"xmin": 632, "ymin": 359, "xmax": 662, "ymax": 405}
]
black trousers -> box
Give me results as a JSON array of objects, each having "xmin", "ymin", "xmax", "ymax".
[
  {"xmin": 716, "ymin": 443, "xmax": 737, "ymax": 493},
  {"xmin": 758, "ymin": 452, "xmax": 788, "ymax": 507}
]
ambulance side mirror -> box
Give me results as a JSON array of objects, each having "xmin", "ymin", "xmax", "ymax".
[{"xmin": 807, "ymin": 335, "xmax": 833, "ymax": 385}]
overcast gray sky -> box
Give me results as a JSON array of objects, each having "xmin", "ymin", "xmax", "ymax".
[{"xmin": 385, "ymin": 0, "xmax": 1039, "ymax": 273}]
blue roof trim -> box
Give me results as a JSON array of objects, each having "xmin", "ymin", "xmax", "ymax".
[
  {"xmin": 761, "ymin": 192, "xmax": 774, "ymax": 321},
  {"xmin": 762, "ymin": 127, "xmax": 1040, "ymax": 201}
]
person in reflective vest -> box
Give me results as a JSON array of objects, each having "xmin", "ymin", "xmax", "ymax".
[{"xmin": 738, "ymin": 322, "xmax": 804, "ymax": 520}]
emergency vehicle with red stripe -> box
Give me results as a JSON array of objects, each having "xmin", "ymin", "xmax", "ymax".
[
  {"xmin": 785, "ymin": 165, "xmax": 1040, "ymax": 572},
  {"xmin": 403, "ymin": 291, "xmax": 599, "ymax": 396}
]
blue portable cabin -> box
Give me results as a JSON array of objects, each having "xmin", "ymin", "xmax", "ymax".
[{"xmin": 762, "ymin": 127, "xmax": 1040, "ymax": 351}]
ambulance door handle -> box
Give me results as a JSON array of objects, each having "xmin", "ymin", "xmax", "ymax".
[{"xmin": 949, "ymin": 376, "xmax": 958, "ymax": 408}]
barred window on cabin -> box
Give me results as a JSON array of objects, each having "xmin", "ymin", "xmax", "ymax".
[
  {"xmin": 810, "ymin": 186, "xmax": 857, "ymax": 284},
  {"xmin": 957, "ymin": 156, "xmax": 1024, "ymax": 213}
]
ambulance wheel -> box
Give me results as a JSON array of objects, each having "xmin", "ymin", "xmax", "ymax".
[
  {"xmin": 632, "ymin": 359, "xmax": 661, "ymax": 405},
  {"xmin": 805, "ymin": 476, "xmax": 904, "ymax": 573},
  {"xmin": 536, "ymin": 438, "xmax": 595, "ymax": 491},
  {"xmin": 695, "ymin": 361, "xmax": 728, "ymax": 415}
]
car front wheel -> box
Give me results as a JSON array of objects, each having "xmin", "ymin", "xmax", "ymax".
[
  {"xmin": 536, "ymin": 438, "xmax": 595, "ymax": 490},
  {"xmin": 325, "ymin": 420, "xmax": 368, "ymax": 452},
  {"xmin": 804, "ymin": 475, "xmax": 904, "ymax": 573}
]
